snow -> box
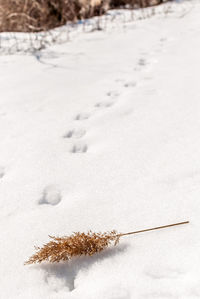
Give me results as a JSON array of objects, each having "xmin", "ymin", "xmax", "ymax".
[{"xmin": 0, "ymin": 1, "xmax": 200, "ymax": 298}]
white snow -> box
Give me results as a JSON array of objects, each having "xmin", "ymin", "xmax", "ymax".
[{"xmin": 0, "ymin": 1, "xmax": 200, "ymax": 298}]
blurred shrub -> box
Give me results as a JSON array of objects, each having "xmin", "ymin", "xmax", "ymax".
[{"xmin": 0, "ymin": 0, "xmax": 170, "ymax": 32}]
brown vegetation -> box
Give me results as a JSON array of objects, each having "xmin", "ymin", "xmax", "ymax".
[
  {"xmin": 0, "ymin": 0, "xmax": 171, "ymax": 33},
  {"xmin": 110, "ymin": 0, "xmax": 168, "ymax": 9},
  {"xmin": 25, "ymin": 222, "xmax": 188, "ymax": 265},
  {"xmin": 25, "ymin": 231, "xmax": 120, "ymax": 264},
  {"xmin": 0, "ymin": 0, "xmax": 81, "ymax": 32}
]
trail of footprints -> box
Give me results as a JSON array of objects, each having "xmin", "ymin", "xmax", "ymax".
[
  {"xmin": 38, "ymin": 53, "xmax": 153, "ymax": 206},
  {"xmin": 38, "ymin": 89, "xmax": 123, "ymax": 207},
  {"xmin": 42, "ymin": 54, "xmax": 153, "ymax": 207},
  {"xmin": 63, "ymin": 68, "xmax": 143, "ymax": 155},
  {"xmin": 64, "ymin": 50, "xmax": 155, "ymax": 156},
  {"xmin": 64, "ymin": 87, "xmax": 125, "ymax": 155}
]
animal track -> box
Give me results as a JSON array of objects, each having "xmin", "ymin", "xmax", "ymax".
[
  {"xmin": 106, "ymin": 91, "xmax": 119, "ymax": 98},
  {"xmin": 70, "ymin": 143, "xmax": 88, "ymax": 153},
  {"xmin": 75, "ymin": 113, "xmax": 90, "ymax": 121},
  {"xmin": 160, "ymin": 37, "xmax": 167, "ymax": 43},
  {"xmin": 0, "ymin": 167, "xmax": 5, "ymax": 179},
  {"xmin": 138, "ymin": 58, "xmax": 147, "ymax": 66},
  {"xmin": 63, "ymin": 129, "xmax": 86, "ymax": 139},
  {"xmin": 95, "ymin": 101, "xmax": 114, "ymax": 108},
  {"xmin": 39, "ymin": 185, "xmax": 62, "ymax": 206},
  {"xmin": 124, "ymin": 81, "xmax": 137, "ymax": 88},
  {"xmin": 43, "ymin": 264, "xmax": 75, "ymax": 292}
]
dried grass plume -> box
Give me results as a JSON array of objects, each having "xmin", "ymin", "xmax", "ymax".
[
  {"xmin": 25, "ymin": 230, "xmax": 120, "ymax": 265},
  {"xmin": 25, "ymin": 221, "xmax": 189, "ymax": 265}
]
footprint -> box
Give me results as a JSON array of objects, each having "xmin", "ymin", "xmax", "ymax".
[
  {"xmin": 0, "ymin": 167, "xmax": 5, "ymax": 179},
  {"xmin": 70, "ymin": 143, "xmax": 88, "ymax": 153},
  {"xmin": 63, "ymin": 129, "xmax": 86, "ymax": 139},
  {"xmin": 106, "ymin": 91, "xmax": 119, "ymax": 98},
  {"xmin": 39, "ymin": 185, "xmax": 61, "ymax": 206},
  {"xmin": 75, "ymin": 113, "xmax": 90, "ymax": 121},
  {"xmin": 160, "ymin": 37, "xmax": 167, "ymax": 43},
  {"xmin": 124, "ymin": 81, "xmax": 137, "ymax": 88},
  {"xmin": 43, "ymin": 265, "xmax": 75, "ymax": 292},
  {"xmin": 138, "ymin": 58, "xmax": 147, "ymax": 66},
  {"xmin": 95, "ymin": 101, "xmax": 114, "ymax": 108}
]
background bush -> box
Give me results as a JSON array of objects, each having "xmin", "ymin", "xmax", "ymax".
[{"xmin": 0, "ymin": 0, "xmax": 170, "ymax": 33}]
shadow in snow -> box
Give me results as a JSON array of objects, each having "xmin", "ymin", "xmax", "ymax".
[
  {"xmin": 34, "ymin": 50, "xmax": 84, "ymax": 69},
  {"xmin": 39, "ymin": 243, "xmax": 128, "ymax": 292},
  {"xmin": 0, "ymin": 167, "xmax": 5, "ymax": 179}
]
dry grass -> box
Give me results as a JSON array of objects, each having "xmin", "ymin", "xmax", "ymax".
[
  {"xmin": 0, "ymin": 0, "xmax": 82, "ymax": 32},
  {"xmin": 110, "ymin": 0, "xmax": 169, "ymax": 9},
  {"xmin": 0, "ymin": 0, "xmax": 108, "ymax": 32},
  {"xmin": 25, "ymin": 231, "xmax": 120, "ymax": 264},
  {"xmin": 0, "ymin": 0, "xmax": 172, "ymax": 33},
  {"xmin": 25, "ymin": 222, "xmax": 189, "ymax": 265}
]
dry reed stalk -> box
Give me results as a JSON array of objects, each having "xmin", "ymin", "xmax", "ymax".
[{"xmin": 25, "ymin": 221, "xmax": 189, "ymax": 265}]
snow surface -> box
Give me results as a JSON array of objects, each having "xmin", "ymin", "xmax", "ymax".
[{"xmin": 0, "ymin": 1, "xmax": 200, "ymax": 298}]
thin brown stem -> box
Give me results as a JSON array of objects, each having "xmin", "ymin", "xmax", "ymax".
[{"xmin": 118, "ymin": 221, "xmax": 189, "ymax": 237}]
